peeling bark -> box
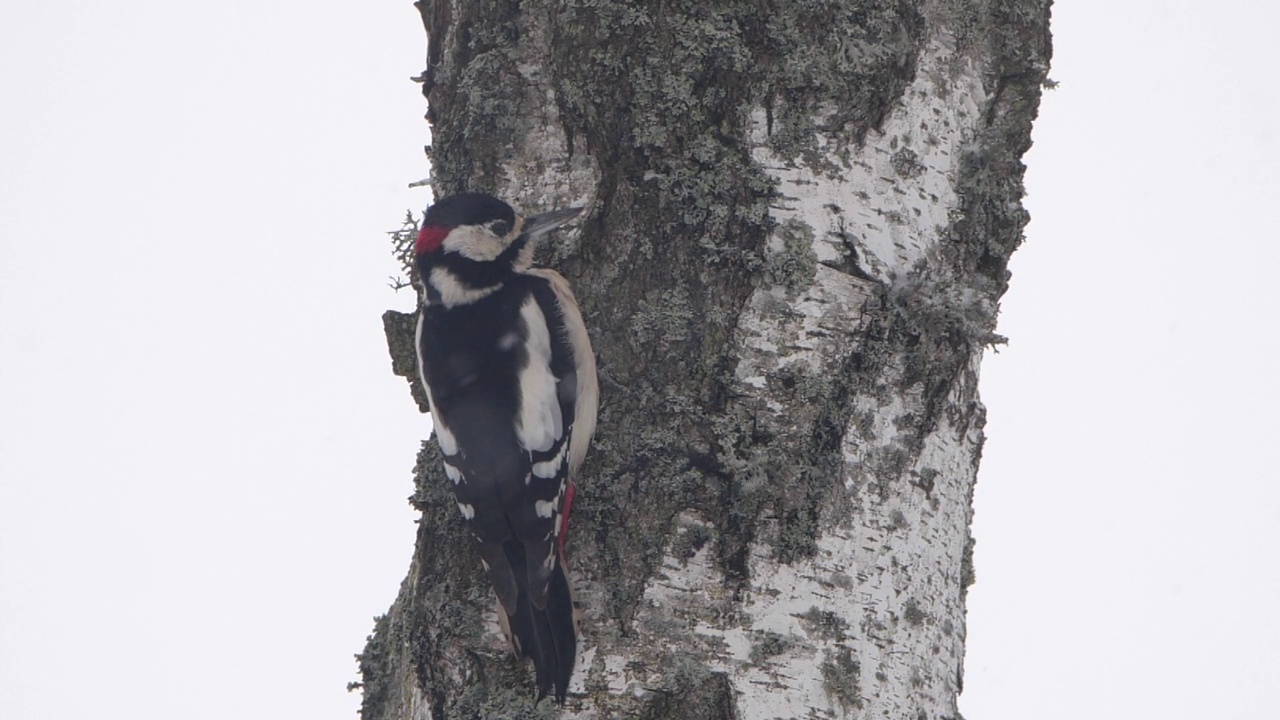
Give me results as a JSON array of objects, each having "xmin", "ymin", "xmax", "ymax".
[{"xmin": 360, "ymin": 1, "xmax": 1052, "ymax": 718}]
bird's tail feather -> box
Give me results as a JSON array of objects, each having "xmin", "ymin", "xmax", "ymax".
[{"xmin": 500, "ymin": 539, "xmax": 576, "ymax": 703}]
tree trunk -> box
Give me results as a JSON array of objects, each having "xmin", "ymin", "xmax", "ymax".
[{"xmin": 360, "ymin": 1, "xmax": 1051, "ymax": 718}]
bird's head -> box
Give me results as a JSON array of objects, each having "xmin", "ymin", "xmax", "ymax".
[{"xmin": 415, "ymin": 193, "xmax": 582, "ymax": 307}]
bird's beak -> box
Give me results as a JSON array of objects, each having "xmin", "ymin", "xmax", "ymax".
[{"xmin": 522, "ymin": 207, "xmax": 583, "ymax": 238}]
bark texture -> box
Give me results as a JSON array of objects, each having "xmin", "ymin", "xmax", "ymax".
[{"xmin": 361, "ymin": 1, "xmax": 1051, "ymax": 718}]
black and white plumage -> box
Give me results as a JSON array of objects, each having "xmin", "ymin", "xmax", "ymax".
[{"xmin": 412, "ymin": 192, "xmax": 598, "ymax": 703}]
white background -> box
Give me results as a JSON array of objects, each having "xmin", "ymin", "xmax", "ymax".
[{"xmin": 1, "ymin": 2, "xmax": 1276, "ymax": 719}]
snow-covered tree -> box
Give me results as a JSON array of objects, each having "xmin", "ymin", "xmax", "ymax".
[{"xmin": 361, "ymin": 1, "xmax": 1052, "ymax": 717}]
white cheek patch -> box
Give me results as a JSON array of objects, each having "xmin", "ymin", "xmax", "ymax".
[
  {"xmin": 516, "ymin": 298, "xmax": 564, "ymax": 453},
  {"xmin": 443, "ymin": 225, "xmax": 506, "ymax": 261}
]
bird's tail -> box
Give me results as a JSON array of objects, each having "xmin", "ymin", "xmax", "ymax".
[{"xmin": 496, "ymin": 539, "xmax": 577, "ymax": 703}]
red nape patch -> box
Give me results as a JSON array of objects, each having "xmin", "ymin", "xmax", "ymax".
[
  {"xmin": 557, "ymin": 482, "xmax": 577, "ymax": 557},
  {"xmin": 415, "ymin": 226, "xmax": 451, "ymax": 255}
]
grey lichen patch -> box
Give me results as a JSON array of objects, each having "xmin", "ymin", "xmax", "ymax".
[
  {"xmin": 748, "ymin": 630, "xmax": 792, "ymax": 666},
  {"xmin": 930, "ymin": 1, "xmax": 987, "ymax": 56},
  {"xmin": 629, "ymin": 286, "xmax": 696, "ymax": 354},
  {"xmin": 887, "ymin": 254, "xmax": 1007, "ymax": 350},
  {"xmin": 960, "ymin": 532, "xmax": 977, "ymax": 593},
  {"xmin": 382, "ymin": 310, "xmax": 429, "ymax": 414},
  {"xmin": 797, "ymin": 606, "xmax": 850, "ymax": 642},
  {"xmin": 941, "ymin": 0, "xmax": 1053, "ymax": 302},
  {"xmin": 820, "ymin": 646, "xmax": 863, "ymax": 713},
  {"xmin": 387, "ymin": 211, "xmax": 419, "ymax": 290},
  {"xmin": 757, "ymin": 0, "xmax": 926, "ymax": 169},
  {"xmin": 766, "ymin": 218, "xmax": 819, "ymax": 295},
  {"xmin": 638, "ymin": 607, "xmax": 683, "ymax": 638},
  {"xmin": 419, "ymin": 0, "xmax": 525, "ymax": 193},
  {"xmin": 912, "ymin": 466, "xmax": 940, "ymax": 495},
  {"xmin": 670, "ymin": 520, "xmax": 715, "ymax": 564},
  {"xmin": 551, "ymin": 1, "xmax": 772, "ymax": 236},
  {"xmin": 887, "ymin": 509, "xmax": 908, "ymax": 531},
  {"xmin": 902, "ymin": 597, "xmax": 927, "ymax": 627},
  {"xmin": 353, "ymin": 613, "xmax": 394, "ymax": 719},
  {"xmin": 638, "ymin": 657, "xmax": 737, "ymax": 720},
  {"xmin": 449, "ymin": 679, "xmax": 559, "ymax": 720},
  {"xmin": 891, "ymin": 147, "xmax": 925, "ymax": 178}
]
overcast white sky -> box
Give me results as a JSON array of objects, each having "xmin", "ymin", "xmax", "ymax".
[{"xmin": 2, "ymin": 2, "xmax": 1276, "ymax": 719}]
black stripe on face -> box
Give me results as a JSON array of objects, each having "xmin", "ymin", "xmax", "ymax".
[{"xmin": 417, "ymin": 232, "xmax": 530, "ymax": 299}]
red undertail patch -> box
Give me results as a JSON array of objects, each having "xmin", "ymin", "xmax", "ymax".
[{"xmin": 558, "ymin": 482, "xmax": 577, "ymax": 557}]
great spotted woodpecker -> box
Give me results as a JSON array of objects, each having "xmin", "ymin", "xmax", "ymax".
[{"xmin": 413, "ymin": 192, "xmax": 598, "ymax": 703}]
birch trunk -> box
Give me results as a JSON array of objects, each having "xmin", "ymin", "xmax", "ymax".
[{"xmin": 361, "ymin": 1, "xmax": 1052, "ymax": 718}]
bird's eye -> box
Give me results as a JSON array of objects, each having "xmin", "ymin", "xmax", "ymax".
[{"xmin": 489, "ymin": 220, "xmax": 511, "ymax": 237}]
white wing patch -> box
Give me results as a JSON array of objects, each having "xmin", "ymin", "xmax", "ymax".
[
  {"xmin": 434, "ymin": 419, "xmax": 459, "ymax": 457},
  {"xmin": 443, "ymin": 462, "xmax": 463, "ymax": 485},
  {"xmin": 516, "ymin": 297, "xmax": 564, "ymax": 453},
  {"xmin": 534, "ymin": 499, "xmax": 557, "ymax": 519},
  {"xmin": 532, "ymin": 442, "xmax": 567, "ymax": 479},
  {"xmin": 523, "ymin": 268, "xmax": 598, "ymax": 478}
]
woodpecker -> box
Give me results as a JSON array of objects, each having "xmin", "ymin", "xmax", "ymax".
[{"xmin": 413, "ymin": 192, "xmax": 598, "ymax": 703}]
